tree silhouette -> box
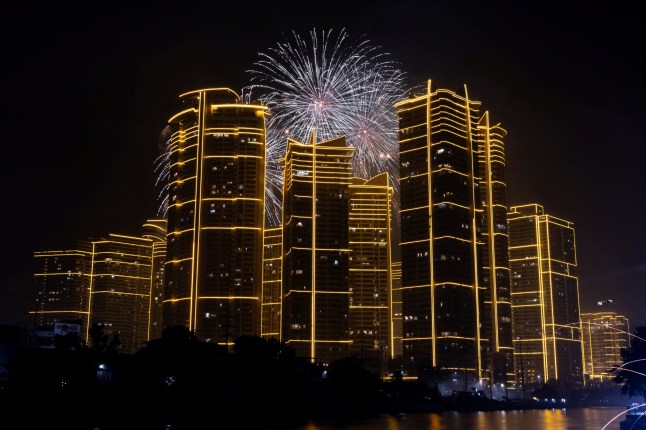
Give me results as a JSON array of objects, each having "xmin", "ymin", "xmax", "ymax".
[
  {"xmin": 88, "ymin": 323, "xmax": 121, "ymax": 355},
  {"xmin": 53, "ymin": 332, "xmax": 84, "ymax": 352},
  {"xmin": 327, "ymin": 356, "xmax": 381, "ymax": 406},
  {"xmin": 88, "ymin": 323, "xmax": 109, "ymax": 353},
  {"xmin": 108, "ymin": 333, "xmax": 121, "ymax": 353},
  {"xmin": 532, "ymin": 380, "xmax": 561, "ymax": 401},
  {"xmin": 614, "ymin": 326, "xmax": 646, "ymax": 401}
]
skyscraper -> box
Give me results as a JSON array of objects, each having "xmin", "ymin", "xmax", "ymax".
[
  {"xmin": 33, "ymin": 222, "xmax": 167, "ymax": 354},
  {"xmin": 581, "ymin": 311, "xmax": 630, "ymax": 381},
  {"xmin": 508, "ymin": 204, "xmax": 584, "ymax": 389},
  {"xmin": 348, "ymin": 172, "xmax": 393, "ymax": 375},
  {"xmin": 31, "ymin": 246, "xmax": 92, "ymax": 335},
  {"xmin": 281, "ymin": 132, "xmax": 354, "ymax": 363},
  {"xmin": 163, "ymin": 88, "xmax": 267, "ymax": 345},
  {"xmin": 395, "ymin": 80, "xmax": 513, "ymax": 386},
  {"xmin": 87, "ymin": 234, "xmax": 154, "ymax": 354}
]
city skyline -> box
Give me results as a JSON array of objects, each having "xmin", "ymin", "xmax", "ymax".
[{"xmin": 2, "ymin": 1, "xmax": 645, "ymax": 331}]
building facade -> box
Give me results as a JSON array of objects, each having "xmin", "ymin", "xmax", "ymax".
[
  {"xmin": 33, "ymin": 221, "xmax": 168, "ymax": 354},
  {"xmin": 87, "ymin": 234, "xmax": 154, "ymax": 354},
  {"xmin": 31, "ymin": 246, "xmax": 92, "ymax": 336},
  {"xmin": 390, "ymin": 261, "xmax": 403, "ymax": 360},
  {"xmin": 582, "ymin": 311, "xmax": 630, "ymax": 381},
  {"xmin": 476, "ymin": 112, "xmax": 514, "ymax": 385},
  {"xmin": 261, "ymin": 226, "xmax": 282, "ymax": 339},
  {"xmin": 348, "ymin": 173, "xmax": 393, "ymax": 375},
  {"xmin": 143, "ymin": 219, "xmax": 167, "ymax": 340},
  {"xmin": 163, "ymin": 88, "xmax": 267, "ymax": 346},
  {"xmin": 395, "ymin": 80, "xmax": 513, "ymax": 386},
  {"xmin": 281, "ymin": 132, "xmax": 354, "ymax": 363},
  {"xmin": 508, "ymin": 204, "xmax": 584, "ymax": 389}
]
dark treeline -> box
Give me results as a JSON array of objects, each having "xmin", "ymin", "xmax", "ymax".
[
  {"xmin": 1, "ymin": 326, "xmax": 436, "ymax": 428},
  {"xmin": 2, "ymin": 325, "xmax": 643, "ymax": 428}
]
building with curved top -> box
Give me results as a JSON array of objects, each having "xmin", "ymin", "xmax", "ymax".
[{"xmin": 163, "ymin": 88, "xmax": 267, "ymax": 346}]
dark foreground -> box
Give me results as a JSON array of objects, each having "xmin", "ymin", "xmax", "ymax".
[{"xmin": 0, "ymin": 329, "xmax": 637, "ymax": 428}]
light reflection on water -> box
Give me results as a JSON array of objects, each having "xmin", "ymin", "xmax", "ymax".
[
  {"xmin": 294, "ymin": 407, "xmax": 625, "ymax": 430},
  {"xmin": 85, "ymin": 407, "xmax": 626, "ymax": 430}
]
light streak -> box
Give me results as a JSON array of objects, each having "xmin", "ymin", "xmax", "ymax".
[
  {"xmin": 601, "ymin": 403, "xmax": 646, "ymax": 430},
  {"xmin": 576, "ymin": 321, "xmax": 645, "ymax": 343},
  {"xmin": 611, "ymin": 359, "xmax": 646, "ymax": 376}
]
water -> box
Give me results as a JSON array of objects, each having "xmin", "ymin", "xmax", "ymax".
[
  {"xmin": 79, "ymin": 407, "xmax": 629, "ymax": 429},
  {"xmin": 291, "ymin": 408, "xmax": 626, "ymax": 430}
]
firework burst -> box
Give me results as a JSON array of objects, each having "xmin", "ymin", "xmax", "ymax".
[
  {"xmin": 154, "ymin": 125, "xmax": 172, "ymax": 217},
  {"xmin": 246, "ymin": 28, "xmax": 408, "ymax": 226}
]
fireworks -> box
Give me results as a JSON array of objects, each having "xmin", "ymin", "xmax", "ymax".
[
  {"xmin": 154, "ymin": 125, "xmax": 172, "ymax": 217},
  {"xmin": 246, "ymin": 28, "xmax": 407, "ymax": 226}
]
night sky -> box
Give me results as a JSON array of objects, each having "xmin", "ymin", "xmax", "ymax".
[{"xmin": 2, "ymin": 1, "xmax": 644, "ymax": 328}]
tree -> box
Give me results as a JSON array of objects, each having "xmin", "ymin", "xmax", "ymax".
[
  {"xmin": 107, "ymin": 333, "xmax": 121, "ymax": 353},
  {"xmin": 88, "ymin": 323, "xmax": 120, "ymax": 354},
  {"xmin": 327, "ymin": 356, "xmax": 381, "ymax": 404},
  {"xmin": 53, "ymin": 332, "xmax": 84, "ymax": 352},
  {"xmin": 614, "ymin": 326, "xmax": 646, "ymax": 401},
  {"xmin": 531, "ymin": 379, "xmax": 561, "ymax": 401},
  {"xmin": 89, "ymin": 323, "xmax": 109, "ymax": 353}
]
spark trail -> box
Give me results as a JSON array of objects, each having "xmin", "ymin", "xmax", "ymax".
[{"xmin": 246, "ymin": 28, "xmax": 407, "ymax": 225}]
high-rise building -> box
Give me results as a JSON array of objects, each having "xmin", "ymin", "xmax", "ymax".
[
  {"xmin": 33, "ymin": 221, "xmax": 168, "ymax": 354},
  {"xmin": 395, "ymin": 80, "xmax": 513, "ymax": 386},
  {"xmin": 476, "ymin": 112, "xmax": 514, "ymax": 386},
  {"xmin": 163, "ymin": 88, "xmax": 267, "ymax": 346},
  {"xmin": 261, "ymin": 226, "xmax": 282, "ymax": 339},
  {"xmin": 281, "ymin": 132, "xmax": 354, "ymax": 363},
  {"xmin": 143, "ymin": 219, "xmax": 167, "ymax": 340},
  {"xmin": 87, "ymin": 234, "xmax": 154, "ymax": 354},
  {"xmin": 582, "ymin": 311, "xmax": 630, "ymax": 381},
  {"xmin": 348, "ymin": 172, "xmax": 393, "ymax": 375},
  {"xmin": 31, "ymin": 246, "xmax": 92, "ymax": 335},
  {"xmin": 508, "ymin": 204, "xmax": 584, "ymax": 389}
]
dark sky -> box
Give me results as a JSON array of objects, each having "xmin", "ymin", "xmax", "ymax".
[{"xmin": 2, "ymin": 1, "xmax": 645, "ymax": 327}]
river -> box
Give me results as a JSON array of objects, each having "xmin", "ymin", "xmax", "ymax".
[{"xmin": 289, "ymin": 407, "xmax": 626, "ymax": 430}]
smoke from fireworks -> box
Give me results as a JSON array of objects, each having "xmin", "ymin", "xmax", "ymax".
[{"xmin": 246, "ymin": 28, "xmax": 408, "ymax": 226}]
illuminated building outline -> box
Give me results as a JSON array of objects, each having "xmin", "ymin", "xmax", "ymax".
[
  {"xmin": 163, "ymin": 88, "xmax": 267, "ymax": 345},
  {"xmin": 509, "ymin": 204, "xmax": 584, "ymax": 388},
  {"xmin": 396, "ymin": 79, "xmax": 513, "ymax": 385},
  {"xmin": 281, "ymin": 131, "xmax": 354, "ymax": 363}
]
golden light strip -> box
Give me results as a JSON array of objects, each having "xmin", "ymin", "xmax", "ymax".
[
  {"xmin": 426, "ymin": 79, "xmax": 437, "ymax": 367},
  {"xmin": 536, "ymin": 214, "xmax": 550, "ymax": 379},
  {"xmin": 310, "ymin": 130, "xmax": 317, "ymax": 361},
  {"xmin": 85, "ymin": 241, "xmax": 96, "ymax": 343},
  {"xmin": 464, "ymin": 83, "xmax": 482, "ymax": 378}
]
